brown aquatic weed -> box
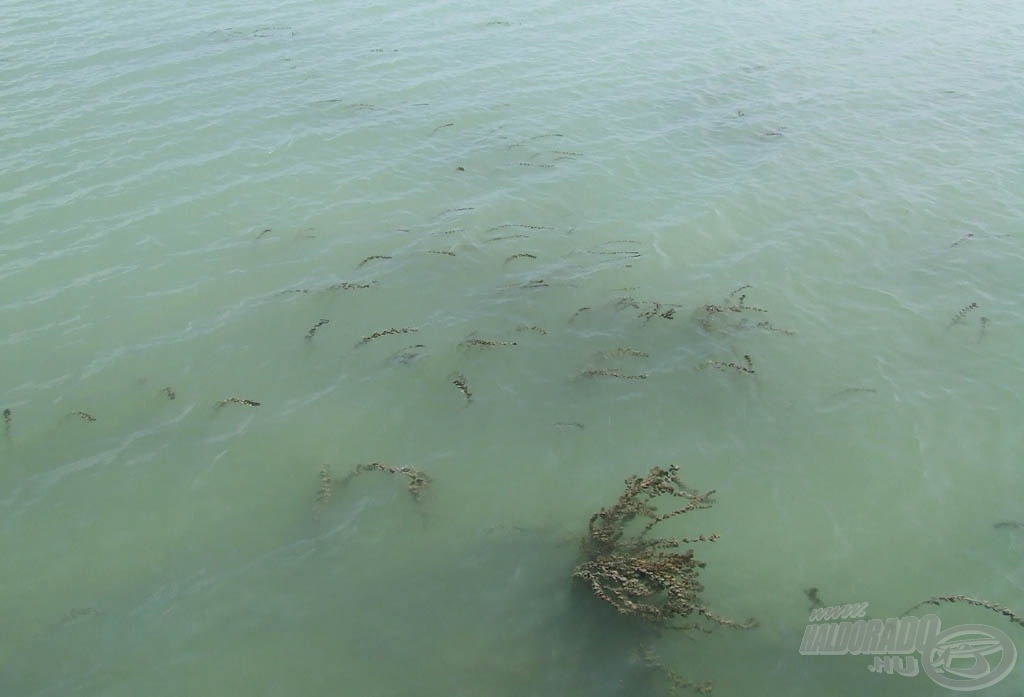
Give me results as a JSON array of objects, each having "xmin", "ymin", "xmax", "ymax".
[
  {"xmin": 305, "ymin": 318, "xmax": 329, "ymax": 340},
  {"xmin": 459, "ymin": 338, "xmax": 517, "ymax": 349},
  {"xmin": 568, "ymin": 307, "xmax": 592, "ymax": 324},
  {"xmin": 357, "ymin": 328, "xmax": 418, "ymax": 347},
  {"xmin": 579, "ymin": 368, "xmax": 648, "ymax": 380},
  {"xmin": 452, "ymin": 373, "xmax": 473, "ymax": 403},
  {"xmin": 503, "ymin": 253, "xmax": 537, "ymax": 265},
  {"xmin": 950, "ymin": 302, "xmax": 979, "ymax": 326},
  {"xmin": 216, "ymin": 397, "xmax": 260, "ymax": 408},
  {"xmin": 902, "ymin": 595, "xmax": 1024, "ymax": 628},
  {"xmin": 347, "ymin": 462, "xmax": 432, "ymax": 502},
  {"xmin": 573, "ymin": 465, "xmax": 755, "ymax": 632},
  {"xmin": 357, "ymin": 255, "xmax": 392, "ymax": 268},
  {"xmin": 699, "ymin": 359, "xmax": 755, "ymax": 376}
]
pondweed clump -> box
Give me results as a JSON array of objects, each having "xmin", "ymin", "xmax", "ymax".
[{"xmin": 573, "ymin": 465, "xmax": 755, "ymax": 632}]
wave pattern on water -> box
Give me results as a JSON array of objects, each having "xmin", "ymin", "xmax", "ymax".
[{"xmin": 2, "ymin": 1, "xmax": 1024, "ymax": 696}]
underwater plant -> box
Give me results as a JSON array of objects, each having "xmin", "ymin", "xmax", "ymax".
[
  {"xmin": 903, "ymin": 595, "xmax": 1024, "ymax": 628},
  {"xmin": 694, "ymin": 295, "xmax": 766, "ymax": 333},
  {"xmin": 336, "ymin": 462, "xmax": 431, "ymax": 502},
  {"xmin": 216, "ymin": 397, "xmax": 260, "ymax": 408},
  {"xmin": 573, "ymin": 465, "xmax": 755, "ymax": 632},
  {"xmin": 452, "ymin": 373, "xmax": 473, "ymax": 403},
  {"xmin": 305, "ymin": 318, "xmax": 329, "ymax": 340},
  {"xmin": 357, "ymin": 327, "xmax": 418, "ymax": 347},
  {"xmin": 315, "ymin": 462, "xmax": 432, "ymax": 521}
]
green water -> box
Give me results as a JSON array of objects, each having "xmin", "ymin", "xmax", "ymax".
[{"xmin": 2, "ymin": 1, "xmax": 1024, "ymax": 695}]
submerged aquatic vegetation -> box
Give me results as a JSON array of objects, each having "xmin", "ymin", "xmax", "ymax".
[
  {"xmin": 452, "ymin": 372, "xmax": 473, "ymax": 403},
  {"xmin": 305, "ymin": 318, "xmax": 329, "ymax": 340},
  {"xmin": 568, "ymin": 306, "xmax": 592, "ymax": 324},
  {"xmin": 515, "ymin": 279, "xmax": 549, "ymax": 290},
  {"xmin": 979, "ymin": 315, "xmax": 990, "ymax": 340},
  {"xmin": 581, "ymin": 346, "xmax": 650, "ymax": 372},
  {"xmin": 319, "ymin": 462, "xmax": 432, "ymax": 518},
  {"xmin": 700, "ymin": 355, "xmax": 755, "ymax": 376},
  {"xmin": 903, "ymin": 595, "xmax": 1024, "ymax": 628},
  {"xmin": 639, "ymin": 644, "xmax": 713, "ymax": 696},
  {"xmin": 694, "ymin": 286, "xmax": 769, "ymax": 333},
  {"xmin": 578, "ymin": 368, "xmax": 648, "ymax": 380},
  {"xmin": 52, "ymin": 607, "xmax": 105, "ymax": 630},
  {"xmin": 459, "ymin": 338, "xmax": 517, "ymax": 349},
  {"xmin": 615, "ymin": 296, "xmax": 641, "ymax": 311},
  {"xmin": 325, "ymin": 281, "xmax": 374, "ymax": 291},
  {"xmin": 805, "ymin": 587, "xmax": 824, "ymax": 610},
  {"xmin": 755, "ymin": 320, "xmax": 795, "ymax": 335},
  {"xmin": 590, "ymin": 347, "xmax": 649, "ymax": 361},
  {"xmin": 357, "ymin": 254, "xmax": 392, "ymax": 268},
  {"xmin": 438, "ymin": 206, "xmax": 475, "ymax": 216},
  {"xmin": 216, "ymin": 397, "xmax": 260, "ymax": 408},
  {"xmin": 357, "ymin": 327, "xmax": 418, "ymax": 347},
  {"xmin": 639, "ymin": 302, "xmax": 677, "ymax": 321},
  {"xmin": 485, "ymin": 233, "xmax": 530, "ymax": 243},
  {"xmin": 3, "ymin": 408, "xmax": 11, "ymax": 438},
  {"xmin": 316, "ymin": 465, "xmax": 332, "ymax": 505},
  {"xmin": 949, "ymin": 302, "xmax": 979, "ymax": 326},
  {"xmin": 589, "ymin": 250, "xmax": 641, "ymax": 257},
  {"xmin": 341, "ymin": 462, "xmax": 432, "ymax": 502},
  {"xmin": 313, "ymin": 465, "xmax": 333, "ymax": 521},
  {"xmin": 573, "ymin": 465, "xmax": 755, "ymax": 632},
  {"xmin": 277, "ymin": 281, "xmax": 374, "ymax": 296},
  {"xmin": 390, "ymin": 344, "xmax": 427, "ymax": 364},
  {"xmin": 503, "ymin": 253, "xmax": 537, "ymax": 265}
]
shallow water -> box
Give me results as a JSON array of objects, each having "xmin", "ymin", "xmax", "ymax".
[{"xmin": 2, "ymin": 1, "xmax": 1024, "ymax": 695}]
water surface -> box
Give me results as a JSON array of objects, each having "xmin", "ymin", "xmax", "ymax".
[{"xmin": 2, "ymin": 2, "xmax": 1024, "ymax": 695}]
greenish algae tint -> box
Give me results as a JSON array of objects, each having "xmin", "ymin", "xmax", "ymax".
[{"xmin": 2, "ymin": 1, "xmax": 1023, "ymax": 695}]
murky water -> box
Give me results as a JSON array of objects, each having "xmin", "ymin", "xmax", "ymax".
[{"xmin": 2, "ymin": 1, "xmax": 1023, "ymax": 695}]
